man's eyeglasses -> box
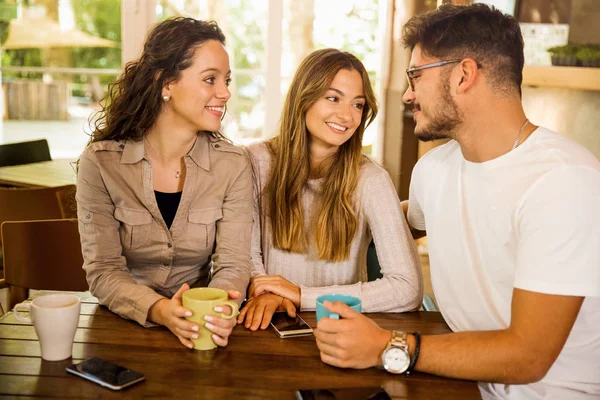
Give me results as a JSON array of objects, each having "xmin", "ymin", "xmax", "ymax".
[{"xmin": 405, "ymin": 59, "xmax": 462, "ymax": 92}]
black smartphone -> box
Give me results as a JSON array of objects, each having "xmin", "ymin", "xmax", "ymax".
[
  {"xmin": 296, "ymin": 387, "xmax": 391, "ymax": 400},
  {"xmin": 270, "ymin": 311, "xmax": 313, "ymax": 338},
  {"xmin": 66, "ymin": 357, "xmax": 145, "ymax": 390}
]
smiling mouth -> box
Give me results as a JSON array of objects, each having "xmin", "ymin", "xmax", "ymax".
[
  {"xmin": 412, "ymin": 106, "xmax": 422, "ymax": 121},
  {"xmin": 326, "ymin": 122, "xmax": 348, "ymax": 133},
  {"xmin": 205, "ymin": 106, "xmax": 225, "ymax": 114}
]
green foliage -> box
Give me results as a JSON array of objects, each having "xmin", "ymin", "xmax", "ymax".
[
  {"xmin": 0, "ymin": 0, "xmax": 121, "ymax": 86},
  {"xmin": 548, "ymin": 44, "xmax": 600, "ymax": 62},
  {"xmin": 1, "ymin": 48, "xmax": 43, "ymax": 76},
  {"xmin": 71, "ymin": 0, "xmax": 122, "ymax": 86},
  {"xmin": 0, "ymin": 19, "xmax": 8, "ymax": 46},
  {"xmin": 156, "ymin": 0, "xmax": 267, "ymax": 132},
  {"xmin": 337, "ymin": 3, "xmax": 379, "ymax": 60},
  {"xmin": 575, "ymin": 45, "xmax": 600, "ymax": 61},
  {"xmin": 227, "ymin": 2, "xmax": 264, "ymax": 71},
  {"xmin": 313, "ymin": 0, "xmax": 380, "ymax": 90},
  {"xmin": 0, "ymin": 1, "xmax": 17, "ymax": 45},
  {"xmin": 314, "ymin": 2, "xmax": 379, "ymax": 66},
  {"xmin": 546, "ymin": 44, "xmax": 578, "ymax": 57},
  {"xmin": 0, "ymin": 2, "xmax": 43, "ymax": 80},
  {"xmin": 225, "ymin": 0, "xmax": 267, "ymax": 129}
]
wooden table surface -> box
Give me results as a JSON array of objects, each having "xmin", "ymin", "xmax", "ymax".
[
  {"xmin": 0, "ymin": 159, "xmax": 77, "ymax": 187},
  {"xmin": 0, "ymin": 292, "xmax": 480, "ymax": 399}
]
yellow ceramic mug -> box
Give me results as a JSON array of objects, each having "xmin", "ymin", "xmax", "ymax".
[{"xmin": 182, "ymin": 288, "xmax": 239, "ymax": 350}]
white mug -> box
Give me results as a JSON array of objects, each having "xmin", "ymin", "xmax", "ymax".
[{"xmin": 14, "ymin": 294, "xmax": 81, "ymax": 361}]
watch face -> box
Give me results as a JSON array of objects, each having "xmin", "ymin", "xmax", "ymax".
[{"xmin": 383, "ymin": 347, "xmax": 410, "ymax": 374}]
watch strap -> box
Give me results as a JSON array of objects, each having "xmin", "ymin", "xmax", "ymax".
[
  {"xmin": 406, "ymin": 331, "xmax": 421, "ymax": 374},
  {"xmin": 389, "ymin": 330, "xmax": 408, "ymax": 350}
]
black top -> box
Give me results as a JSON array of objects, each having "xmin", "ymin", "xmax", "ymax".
[{"xmin": 155, "ymin": 191, "xmax": 182, "ymax": 229}]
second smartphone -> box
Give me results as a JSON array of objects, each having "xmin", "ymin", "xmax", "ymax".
[{"xmin": 270, "ymin": 311, "xmax": 314, "ymax": 338}]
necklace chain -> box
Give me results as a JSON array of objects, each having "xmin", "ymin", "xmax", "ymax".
[
  {"xmin": 145, "ymin": 136, "xmax": 181, "ymax": 179},
  {"xmin": 512, "ymin": 119, "xmax": 529, "ymax": 150}
]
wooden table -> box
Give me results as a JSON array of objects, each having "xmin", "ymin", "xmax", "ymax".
[
  {"xmin": 0, "ymin": 292, "xmax": 479, "ymax": 399},
  {"xmin": 0, "ymin": 159, "xmax": 76, "ymax": 187}
]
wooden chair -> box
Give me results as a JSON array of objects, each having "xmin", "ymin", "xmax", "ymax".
[
  {"xmin": 0, "ymin": 184, "xmax": 77, "ymax": 294},
  {"xmin": 0, "ymin": 139, "xmax": 52, "ymax": 168},
  {"xmin": 56, "ymin": 187, "xmax": 78, "ymax": 219},
  {"xmin": 0, "ymin": 219, "xmax": 88, "ymax": 312},
  {"xmin": 0, "ymin": 184, "xmax": 76, "ymax": 224}
]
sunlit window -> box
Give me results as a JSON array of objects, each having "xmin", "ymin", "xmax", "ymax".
[
  {"xmin": 159, "ymin": 0, "xmax": 384, "ymax": 150},
  {"xmin": 0, "ymin": 0, "xmax": 121, "ymax": 159},
  {"xmin": 310, "ymin": 0, "xmax": 382, "ymax": 150},
  {"xmin": 0, "ymin": 0, "xmax": 386, "ymax": 158},
  {"xmin": 158, "ymin": 0, "xmax": 270, "ymax": 142}
]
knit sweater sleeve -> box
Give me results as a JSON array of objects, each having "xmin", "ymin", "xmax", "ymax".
[{"xmin": 300, "ymin": 170, "xmax": 423, "ymax": 312}]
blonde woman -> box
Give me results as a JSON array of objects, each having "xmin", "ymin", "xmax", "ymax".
[{"xmin": 238, "ymin": 49, "xmax": 423, "ymax": 330}]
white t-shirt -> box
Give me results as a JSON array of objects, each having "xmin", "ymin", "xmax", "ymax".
[{"xmin": 408, "ymin": 127, "xmax": 600, "ymax": 400}]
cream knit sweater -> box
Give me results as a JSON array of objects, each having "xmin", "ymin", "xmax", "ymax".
[{"xmin": 249, "ymin": 142, "xmax": 423, "ymax": 312}]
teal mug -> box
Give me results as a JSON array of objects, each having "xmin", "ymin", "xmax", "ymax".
[{"xmin": 316, "ymin": 294, "xmax": 362, "ymax": 322}]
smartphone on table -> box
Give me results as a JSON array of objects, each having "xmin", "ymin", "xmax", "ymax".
[
  {"xmin": 66, "ymin": 357, "xmax": 145, "ymax": 390},
  {"xmin": 270, "ymin": 311, "xmax": 313, "ymax": 338},
  {"xmin": 296, "ymin": 387, "xmax": 392, "ymax": 400}
]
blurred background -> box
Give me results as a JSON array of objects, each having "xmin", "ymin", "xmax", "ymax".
[
  {"xmin": 0, "ymin": 0, "xmax": 389, "ymax": 158},
  {"xmin": 0, "ymin": 0, "xmax": 598, "ymax": 163}
]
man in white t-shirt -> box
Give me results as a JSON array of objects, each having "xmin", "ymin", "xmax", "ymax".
[{"xmin": 313, "ymin": 4, "xmax": 600, "ymax": 399}]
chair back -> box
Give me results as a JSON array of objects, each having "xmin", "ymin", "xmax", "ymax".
[
  {"xmin": 0, "ymin": 185, "xmax": 76, "ymax": 292},
  {"xmin": 366, "ymin": 241, "xmax": 383, "ymax": 281},
  {"xmin": 366, "ymin": 240, "xmax": 437, "ymax": 312},
  {"xmin": 0, "ymin": 139, "xmax": 52, "ymax": 167},
  {"xmin": 56, "ymin": 188, "xmax": 78, "ymax": 219},
  {"xmin": 1, "ymin": 219, "xmax": 88, "ymax": 309},
  {"xmin": 0, "ymin": 185, "xmax": 76, "ymax": 226}
]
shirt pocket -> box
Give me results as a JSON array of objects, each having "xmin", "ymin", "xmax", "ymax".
[
  {"xmin": 114, "ymin": 207, "xmax": 153, "ymax": 250},
  {"xmin": 188, "ymin": 208, "xmax": 223, "ymax": 249}
]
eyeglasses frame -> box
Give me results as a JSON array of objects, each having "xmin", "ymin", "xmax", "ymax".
[{"xmin": 405, "ymin": 59, "xmax": 462, "ymax": 92}]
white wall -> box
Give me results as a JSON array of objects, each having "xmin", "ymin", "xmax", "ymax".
[{"xmin": 522, "ymin": 87, "xmax": 600, "ymax": 160}]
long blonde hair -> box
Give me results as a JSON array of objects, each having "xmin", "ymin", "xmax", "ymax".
[{"xmin": 264, "ymin": 49, "xmax": 378, "ymax": 262}]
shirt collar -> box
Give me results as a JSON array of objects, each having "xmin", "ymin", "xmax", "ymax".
[
  {"xmin": 120, "ymin": 138, "xmax": 144, "ymax": 164},
  {"xmin": 120, "ymin": 133, "xmax": 211, "ymax": 171},
  {"xmin": 189, "ymin": 133, "xmax": 210, "ymax": 171}
]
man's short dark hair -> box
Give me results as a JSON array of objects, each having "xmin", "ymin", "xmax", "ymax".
[{"xmin": 402, "ymin": 3, "xmax": 524, "ymax": 95}]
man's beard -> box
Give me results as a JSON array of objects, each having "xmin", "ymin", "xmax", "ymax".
[{"xmin": 414, "ymin": 77, "xmax": 463, "ymax": 142}]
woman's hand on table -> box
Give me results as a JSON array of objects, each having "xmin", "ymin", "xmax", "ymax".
[
  {"xmin": 248, "ymin": 275, "xmax": 301, "ymax": 308},
  {"xmin": 237, "ymin": 293, "xmax": 297, "ymax": 330},
  {"xmin": 148, "ymin": 284, "xmax": 240, "ymax": 348},
  {"xmin": 148, "ymin": 283, "xmax": 198, "ymax": 349},
  {"xmin": 203, "ymin": 290, "xmax": 241, "ymax": 347}
]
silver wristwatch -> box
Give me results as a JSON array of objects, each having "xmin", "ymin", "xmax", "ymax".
[{"xmin": 381, "ymin": 330, "xmax": 411, "ymax": 374}]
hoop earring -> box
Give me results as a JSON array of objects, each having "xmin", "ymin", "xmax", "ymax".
[
  {"xmin": 162, "ymin": 95, "xmax": 170, "ymax": 102},
  {"xmin": 221, "ymin": 104, "xmax": 227, "ymax": 121}
]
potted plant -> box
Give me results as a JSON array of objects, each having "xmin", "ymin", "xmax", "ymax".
[
  {"xmin": 547, "ymin": 44, "xmax": 579, "ymax": 66},
  {"xmin": 576, "ymin": 45, "xmax": 600, "ymax": 68}
]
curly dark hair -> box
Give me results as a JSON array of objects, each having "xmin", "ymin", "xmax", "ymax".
[
  {"xmin": 89, "ymin": 17, "xmax": 226, "ymax": 144},
  {"xmin": 402, "ymin": 3, "xmax": 524, "ymax": 96}
]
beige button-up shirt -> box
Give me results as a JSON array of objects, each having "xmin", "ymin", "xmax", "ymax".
[{"xmin": 76, "ymin": 133, "xmax": 253, "ymax": 326}]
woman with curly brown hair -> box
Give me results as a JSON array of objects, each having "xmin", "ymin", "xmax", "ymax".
[{"xmin": 76, "ymin": 17, "xmax": 253, "ymax": 349}]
